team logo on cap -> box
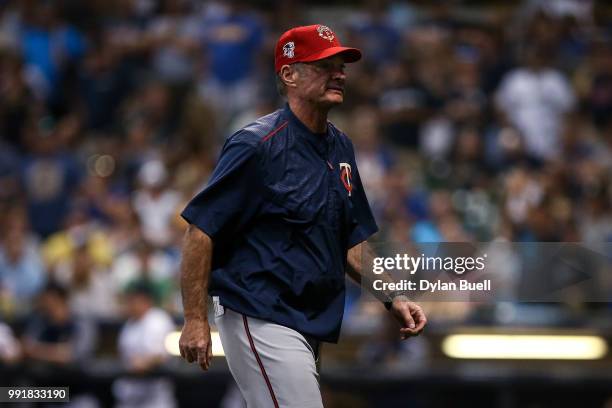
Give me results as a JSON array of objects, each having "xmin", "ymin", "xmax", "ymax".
[
  {"xmin": 339, "ymin": 162, "xmax": 352, "ymax": 196},
  {"xmin": 283, "ymin": 41, "xmax": 295, "ymax": 58},
  {"xmin": 317, "ymin": 25, "xmax": 334, "ymax": 42}
]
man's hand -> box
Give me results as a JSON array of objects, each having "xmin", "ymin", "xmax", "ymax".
[
  {"xmin": 179, "ymin": 318, "xmax": 213, "ymax": 370},
  {"xmin": 389, "ymin": 296, "xmax": 427, "ymax": 340}
]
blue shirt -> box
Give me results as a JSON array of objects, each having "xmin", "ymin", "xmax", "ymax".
[
  {"xmin": 202, "ymin": 13, "xmax": 263, "ymax": 84},
  {"xmin": 181, "ymin": 104, "xmax": 378, "ymax": 342},
  {"xmin": 21, "ymin": 25, "xmax": 86, "ymax": 101},
  {"xmin": 21, "ymin": 153, "xmax": 82, "ymax": 238}
]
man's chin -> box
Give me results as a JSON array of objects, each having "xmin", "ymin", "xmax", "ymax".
[{"xmin": 322, "ymin": 93, "xmax": 344, "ymax": 106}]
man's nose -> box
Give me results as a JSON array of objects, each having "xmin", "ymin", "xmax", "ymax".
[{"xmin": 331, "ymin": 68, "xmax": 346, "ymax": 80}]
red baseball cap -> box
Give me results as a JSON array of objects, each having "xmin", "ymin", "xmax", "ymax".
[{"xmin": 274, "ymin": 24, "xmax": 362, "ymax": 73}]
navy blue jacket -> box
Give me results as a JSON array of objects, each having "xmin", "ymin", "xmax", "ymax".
[{"xmin": 181, "ymin": 104, "xmax": 378, "ymax": 342}]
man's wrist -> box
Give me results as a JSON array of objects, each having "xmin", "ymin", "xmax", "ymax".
[
  {"xmin": 184, "ymin": 315, "xmax": 208, "ymax": 323},
  {"xmin": 383, "ymin": 291, "xmax": 409, "ymax": 311}
]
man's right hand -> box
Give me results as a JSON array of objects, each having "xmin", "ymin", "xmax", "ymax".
[{"xmin": 179, "ymin": 318, "xmax": 213, "ymax": 371}]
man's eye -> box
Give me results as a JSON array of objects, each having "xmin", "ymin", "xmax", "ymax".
[
  {"xmin": 328, "ymin": 64, "xmax": 343, "ymax": 71},
  {"xmin": 311, "ymin": 61, "xmax": 344, "ymax": 72}
]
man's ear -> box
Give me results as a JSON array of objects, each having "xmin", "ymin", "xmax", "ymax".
[{"xmin": 280, "ymin": 65, "xmax": 298, "ymax": 90}]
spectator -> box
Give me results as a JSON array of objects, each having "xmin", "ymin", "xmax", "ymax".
[
  {"xmin": 78, "ymin": 38, "xmax": 130, "ymax": 131},
  {"xmin": 111, "ymin": 241, "xmax": 177, "ymax": 309},
  {"xmin": 350, "ymin": 105, "xmax": 394, "ymax": 218},
  {"xmin": 104, "ymin": 196, "xmax": 143, "ymax": 256},
  {"xmin": 0, "ymin": 321, "xmax": 21, "ymax": 364},
  {"xmin": 20, "ymin": 116, "xmax": 82, "ymax": 238},
  {"xmin": 0, "ymin": 208, "xmax": 46, "ymax": 316},
  {"xmin": 495, "ymin": 45, "xmax": 575, "ymax": 162},
  {"xmin": 19, "ymin": 1, "xmax": 86, "ymax": 107},
  {"xmin": 21, "ymin": 282, "xmax": 95, "ymax": 365},
  {"xmin": 113, "ymin": 281, "xmax": 176, "ymax": 408},
  {"xmin": 146, "ymin": 0, "xmax": 201, "ymax": 85},
  {"xmin": 55, "ymin": 243, "xmax": 120, "ymax": 320},
  {"xmin": 198, "ymin": 1, "xmax": 264, "ymax": 117},
  {"xmin": 42, "ymin": 203, "xmax": 113, "ymax": 274},
  {"xmin": 347, "ymin": 1, "xmax": 401, "ymax": 68},
  {"xmin": 378, "ymin": 59, "xmax": 437, "ymax": 148},
  {"xmin": 132, "ymin": 159, "xmax": 182, "ymax": 248}
]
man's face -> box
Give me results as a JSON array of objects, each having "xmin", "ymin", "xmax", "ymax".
[
  {"xmin": 293, "ymin": 55, "xmax": 347, "ymax": 107},
  {"xmin": 124, "ymin": 293, "xmax": 152, "ymax": 319}
]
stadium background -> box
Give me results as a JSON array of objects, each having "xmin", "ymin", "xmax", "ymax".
[{"xmin": 0, "ymin": 0, "xmax": 611, "ymax": 406}]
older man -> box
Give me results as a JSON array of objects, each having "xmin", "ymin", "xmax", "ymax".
[{"xmin": 179, "ymin": 24, "xmax": 427, "ymax": 407}]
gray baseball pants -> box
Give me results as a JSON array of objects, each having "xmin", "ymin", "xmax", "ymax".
[{"xmin": 214, "ymin": 298, "xmax": 323, "ymax": 408}]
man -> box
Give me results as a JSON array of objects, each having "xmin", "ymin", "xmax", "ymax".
[
  {"xmin": 114, "ymin": 281, "xmax": 176, "ymax": 408},
  {"xmin": 22, "ymin": 283, "xmax": 92, "ymax": 364},
  {"xmin": 495, "ymin": 45, "xmax": 575, "ymax": 162},
  {"xmin": 179, "ymin": 24, "xmax": 427, "ymax": 407}
]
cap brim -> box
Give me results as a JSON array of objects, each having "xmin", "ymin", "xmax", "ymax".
[{"xmin": 301, "ymin": 47, "xmax": 362, "ymax": 64}]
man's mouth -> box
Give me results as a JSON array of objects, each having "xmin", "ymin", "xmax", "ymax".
[{"xmin": 327, "ymin": 85, "xmax": 344, "ymax": 93}]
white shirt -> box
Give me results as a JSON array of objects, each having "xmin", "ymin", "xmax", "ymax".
[
  {"xmin": 496, "ymin": 67, "xmax": 575, "ymax": 160},
  {"xmin": 132, "ymin": 189, "xmax": 181, "ymax": 247},
  {"xmin": 118, "ymin": 307, "xmax": 174, "ymax": 362},
  {"xmin": 114, "ymin": 307, "xmax": 176, "ymax": 408}
]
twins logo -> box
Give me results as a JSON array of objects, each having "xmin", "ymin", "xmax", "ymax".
[
  {"xmin": 339, "ymin": 162, "xmax": 352, "ymax": 196},
  {"xmin": 283, "ymin": 41, "xmax": 295, "ymax": 58}
]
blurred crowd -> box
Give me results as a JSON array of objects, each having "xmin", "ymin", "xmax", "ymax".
[{"xmin": 1, "ymin": 0, "xmax": 612, "ymax": 379}]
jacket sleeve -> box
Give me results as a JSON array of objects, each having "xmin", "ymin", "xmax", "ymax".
[{"xmin": 181, "ymin": 134, "xmax": 263, "ymax": 242}]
